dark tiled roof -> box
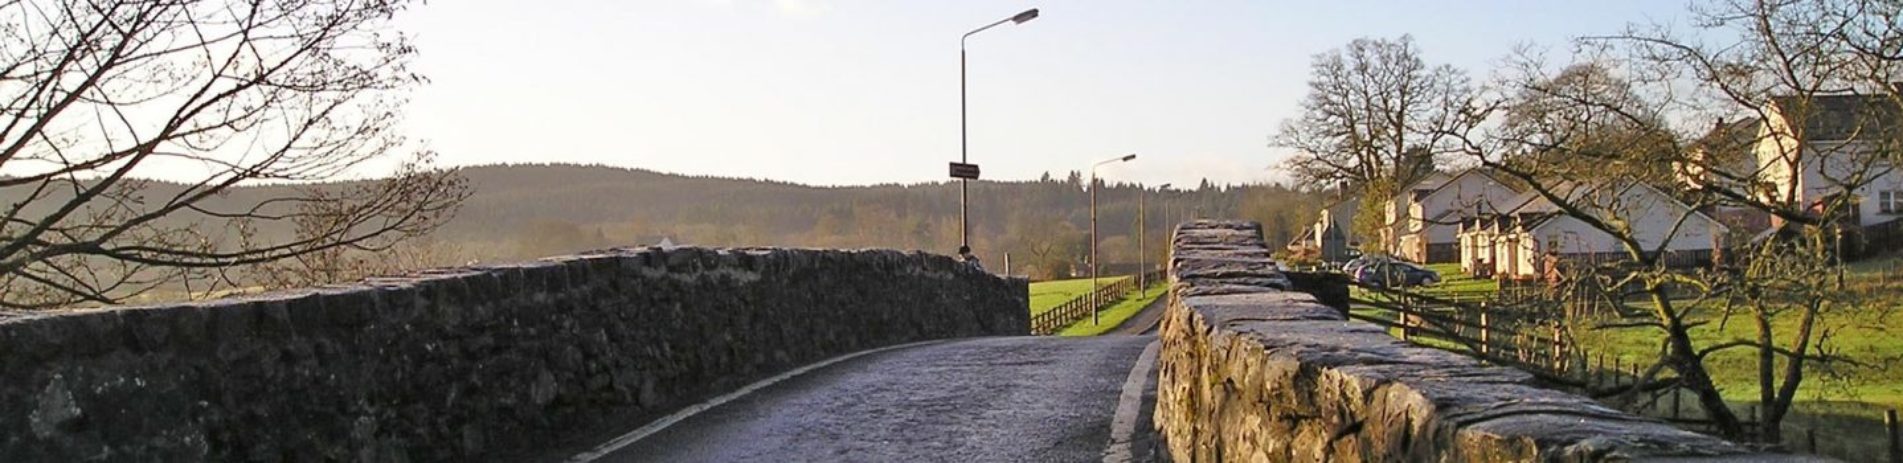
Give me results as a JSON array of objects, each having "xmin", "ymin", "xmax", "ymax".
[{"xmin": 1771, "ymin": 94, "xmax": 1902, "ymax": 141}]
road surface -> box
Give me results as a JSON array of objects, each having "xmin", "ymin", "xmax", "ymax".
[{"xmin": 565, "ymin": 336, "xmax": 1163, "ymax": 462}]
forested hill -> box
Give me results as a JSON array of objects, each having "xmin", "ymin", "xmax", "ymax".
[
  {"xmin": 436, "ymin": 164, "xmax": 1322, "ymax": 277},
  {"xmin": 1, "ymin": 163, "xmax": 1321, "ymax": 280}
]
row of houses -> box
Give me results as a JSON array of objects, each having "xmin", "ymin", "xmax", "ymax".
[{"xmin": 1289, "ymin": 93, "xmax": 1903, "ymax": 280}]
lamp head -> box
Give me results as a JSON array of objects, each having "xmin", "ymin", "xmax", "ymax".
[
  {"xmin": 1120, "ymin": 154, "xmax": 1137, "ymax": 162},
  {"xmin": 1011, "ymin": 8, "xmax": 1040, "ymax": 24}
]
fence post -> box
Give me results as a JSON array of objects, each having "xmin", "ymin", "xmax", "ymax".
[
  {"xmin": 1479, "ymin": 310, "xmax": 1490, "ymax": 356},
  {"xmin": 1671, "ymin": 389, "xmax": 1681, "ymax": 421},
  {"xmin": 1594, "ymin": 354, "xmax": 1605, "ymax": 389},
  {"xmin": 1807, "ymin": 427, "xmax": 1817, "ymax": 454},
  {"xmin": 1748, "ymin": 405, "xmax": 1759, "ymax": 441},
  {"xmin": 1613, "ymin": 356, "xmax": 1622, "ymax": 388},
  {"xmin": 1398, "ymin": 296, "xmax": 1412, "ymax": 343},
  {"xmin": 1887, "ymin": 409, "xmax": 1899, "ymax": 463},
  {"xmin": 1551, "ymin": 323, "xmax": 1564, "ymax": 371}
]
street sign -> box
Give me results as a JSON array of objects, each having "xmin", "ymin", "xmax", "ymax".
[{"xmin": 949, "ymin": 162, "xmax": 981, "ymax": 180}]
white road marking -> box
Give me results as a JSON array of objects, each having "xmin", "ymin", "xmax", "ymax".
[
  {"xmin": 1103, "ymin": 339, "xmax": 1161, "ymax": 463},
  {"xmin": 567, "ymin": 340, "xmax": 946, "ymax": 462}
]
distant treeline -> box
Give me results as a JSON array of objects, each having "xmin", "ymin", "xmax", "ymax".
[
  {"xmin": 5, "ymin": 163, "xmax": 1324, "ymax": 283},
  {"xmin": 432, "ymin": 164, "xmax": 1323, "ymax": 280}
]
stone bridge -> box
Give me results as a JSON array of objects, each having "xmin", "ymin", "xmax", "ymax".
[{"xmin": 0, "ymin": 223, "xmax": 1824, "ymax": 461}]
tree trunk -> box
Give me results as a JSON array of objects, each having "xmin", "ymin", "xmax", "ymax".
[{"xmin": 1668, "ymin": 334, "xmax": 1746, "ymax": 438}]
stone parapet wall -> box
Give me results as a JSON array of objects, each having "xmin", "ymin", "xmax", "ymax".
[
  {"xmin": 0, "ymin": 247, "xmax": 1027, "ymax": 461},
  {"xmin": 1154, "ymin": 220, "xmax": 1819, "ymax": 462}
]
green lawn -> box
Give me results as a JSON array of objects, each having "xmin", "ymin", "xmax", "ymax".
[
  {"xmin": 1344, "ymin": 258, "xmax": 1903, "ymax": 459},
  {"xmin": 1346, "ymin": 262, "xmax": 1498, "ymax": 302},
  {"xmin": 1568, "ymin": 257, "xmax": 1903, "ymax": 411},
  {"xmin": 1349, "ymin": 259, "xmax": 1903, "ymax": 409},
  {"xmin": 1058, "ymin": 281, "xmax": 1169, "ymax": 336},
  {"xmin": 1029, "ymin": 276, "xmax": 1130, "ymax": 315},
  {"xmin": 1572, "ymin": 294, "xmax": 1903, "ymax": 410},
  {"xmin": 1419, "ymin": 263, "xmax": 1498, "ymax": 299}
]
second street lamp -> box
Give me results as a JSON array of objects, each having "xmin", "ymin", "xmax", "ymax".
[
  {"xmin": 1091, "ymin": 153, "xmax": 1136, "ymax": 325},
  {"xmin": 958, "ymin": 8, "xmax": 1039, "ymax": 253},
  {"xmin": 1140, "ymin": 182, "xmax": 1171, "ymax": 298}
]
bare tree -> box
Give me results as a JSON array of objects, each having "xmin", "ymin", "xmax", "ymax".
[
  {"xmin": 0, "ymin": 0, "xmax": 466, "ymax": 309},
  {"xmin": 1274, "ymin": 35, "xmax": 1483, "ymax": 190},
  {"xmin": 1004, "ymin": 211, "xmax": 1084, "ymax": 280},
  {"xmin": 1449, "ymin": 0, "xmax": 1903, "ymax": 441}
]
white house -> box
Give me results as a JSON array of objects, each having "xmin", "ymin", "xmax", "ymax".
[
  {"xmin": 1754, "ymin": 95, "xmax": 1903, "ymax": 228},
  {"xmin": 1391, "ymin": 169, "xmax": 1521, "ymax": 263},
  {"xmin": 1289, "ymin": 197, "xmax": 1360, "ymax": 263},
  {"xmin": 1459, "ymin": 180, "xmax": 1729, "ymax": 280}
]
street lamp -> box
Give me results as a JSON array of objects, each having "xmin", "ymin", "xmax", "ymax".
[
  {"xmin": 959, "ymin": 8, "xmax": 1040, "ymax": 252},
  {"xmin": 1140, "ymin": 182, "xmax": 1171, "ymax": 297},
  {"xmin": 1091, "ymin": 153, "xmax": 1136, "ymax": 324}
]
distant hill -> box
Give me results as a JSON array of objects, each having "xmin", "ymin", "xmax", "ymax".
[
  {"xmin": 433, "ymin": 163, "xmax": 1316, "ymax": 255},
  {"xmin": 2, "ymin": 163, "xmax": 1322, "ymax": 280}
]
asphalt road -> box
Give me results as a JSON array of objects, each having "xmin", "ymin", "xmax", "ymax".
[{"xmin": 567, "ymin": 336, "xmax": 1163, "ymax": 463}]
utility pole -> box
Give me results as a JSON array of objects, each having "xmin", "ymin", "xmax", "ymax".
[
  {"xmin": 1090, "ymin": 154, "xmax": 1136, "ymax": 325},
  {"xmin": 1144, "ymin": 183, "xmax": 1171, "ymax": 296}
]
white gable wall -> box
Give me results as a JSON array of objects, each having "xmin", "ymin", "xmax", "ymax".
[
  {"xmin": 1415, "ymin": 172, "xmax": 1519, "ymax": 245},
  {"xmin": 1754, "ymin": 107, "xmax": 1903, "ymax": 227},
  {"xmin": 1527, "ymin": 185, "xmax": 1725, "ymax": 255}
]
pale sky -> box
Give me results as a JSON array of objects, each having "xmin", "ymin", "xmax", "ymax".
[{"xmin": 395, "ymin": 1, "xmax": 1691, "ymax": 187}]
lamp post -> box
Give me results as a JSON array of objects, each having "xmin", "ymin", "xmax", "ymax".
[
  {"xmin": 1091, "ymin": 154, "xmax": 1136, "ymax": 324},
  {"xmin": 959, "ymin": 8, "xmax": 1039, "ymax": 252},
  {"xmin": 1141, "ymin": 182, "xmax": 1171, "ymax": 297}
]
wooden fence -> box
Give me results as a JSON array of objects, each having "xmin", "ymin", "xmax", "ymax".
[
  {"xmin": 1347, "ymin": 283, "xmax": 1580, "ymax": 385},
  {"xmin": 1351, "ymin": 281, "xmax": 1903, "ymax": 461},
  {"xmin": 1029, "ymin": 271, "xmax": 1165, "ymax": 335}
]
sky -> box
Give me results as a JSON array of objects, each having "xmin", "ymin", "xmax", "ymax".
[{"xmin": 395, "ymin": 0, "xmax": 1694, "ymax": 188}]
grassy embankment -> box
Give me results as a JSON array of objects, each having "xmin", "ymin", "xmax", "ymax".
[
  {"xmin": 1028, "ymin": 276, "xmax": 1128, "ymax": 316},
  {"xmin": 1568, "ymin": 260, "xmax": 1903, "ymax": 410},
  {"xmin": 1360, "ymin": 259, "xmax": 1902, "ymax": 452},
  {"xmin": 1368, "ymin": 261, "xmax": 1901, "ymax": 409},
  {"xmin": 1058, "ymin": 281, "xmax": 1169, "ymax": 336},
  {"xmin": 1027, "ymin": 276, "xmax": 1167, "ymax": 336}
]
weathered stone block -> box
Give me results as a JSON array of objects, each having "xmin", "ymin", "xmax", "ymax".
[
  {"xmin": 0, "ymin": 246, "xmax": 1027, "ymax": 461},
  {"xmin": 1155, "ymin": 219, "xmax": 1825, "ymax": 462}
]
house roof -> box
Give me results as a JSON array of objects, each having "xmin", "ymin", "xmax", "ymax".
[
  {"xmin": 1518, "ymin": 180, "xmax": 1730, "ymax": 235},
  {"xmin": 1690, "ymin": 118, "xmax": 1760, "ymax": 152},
  {"xmin": 1321, "ymin": 196, "xmax": 1359, "ymax": 217},
  {"xmin": 1420, "ymin": 168, "xmax": 1518, "ymax": 200},
  {"xmin": 1418, "ymin": 171, "xmax": 1455, "ymax": 188},
  {"xmin": 1414, "ymin": 168, "xmax": 1522, "ymax": 215},
  {"xmin": 1398, "ymin": 172, "xmax": 1456, "ymax": 199},
  {"xmin": 1769, "ymin": 94, "xmax": 1902, "ymax": 141},
  {"xmin": 1688, "ymin": 118, "xmax": 1762, "ymax": 171}
]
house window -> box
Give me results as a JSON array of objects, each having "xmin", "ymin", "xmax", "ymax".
[{"xmin": 1883, "ymin": 190, "xmax": 1902, "ymax": 214}]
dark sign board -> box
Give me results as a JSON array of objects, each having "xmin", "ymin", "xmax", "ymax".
[{"xmin": 949, "ymin": 162, "xmax": 981, "ymax": 180}]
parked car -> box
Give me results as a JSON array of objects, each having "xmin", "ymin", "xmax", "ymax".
[
  {"xmin": 1353, "ymin": 260, "xmax": 1440, "ymax": 288},
  {"xmin": 1341, "ymin": 255, "xmax": 1385, "ymax": 277}
]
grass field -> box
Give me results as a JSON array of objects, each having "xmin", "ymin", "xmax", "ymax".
[
  {"xmin": 1420, "ymin": 263, "xmax": 1498, "ymax": 297},
  {"xmin": 1029, "ymin": 276, "xmax": 1129, "ymax": 315},
  {"xmin": 1058, "ymin": 281, "xmax": 1168, "ymax": 337},
  {"xmin": 1349, "ymin": 258, "xmax": 1903, "ymax": 459},
  {"xmin": 1353, "ymin": 259, "xmax": 1903, "ymax": 408},
  {"xmin": 1571, "ymin": 284, "xmax": 1903, "ymax": 410}
]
